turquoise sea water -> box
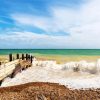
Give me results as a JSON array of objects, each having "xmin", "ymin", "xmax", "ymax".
[{"xmin": 0, "ymin": 49, "xmax": 100, "ymax": 56}]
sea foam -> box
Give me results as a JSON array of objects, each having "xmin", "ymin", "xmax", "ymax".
[{"xmin": 1, "ymin": 59, "xmax": 100, "ymax": 89}]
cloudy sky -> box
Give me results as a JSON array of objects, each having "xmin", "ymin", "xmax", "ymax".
[{"xmin": 0, "ymin": 0, "xmax": 100, "ymax": 49}]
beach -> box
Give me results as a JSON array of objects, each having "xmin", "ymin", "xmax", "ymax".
[
  {"xmin": 0, "ymin": 49, "xmax": 100, "ymax": 99},
  {"xmin": 1, "ymin": 0, "xmax": 100, "ymax": 99},
  {"xmin": 1, "ymin": 58, "xmax": 100, "ymax": 89}
]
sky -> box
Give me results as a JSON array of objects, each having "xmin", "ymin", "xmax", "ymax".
[{"xmin": 0, "ymin": 0, "xmax": 100, "ymax": 49}]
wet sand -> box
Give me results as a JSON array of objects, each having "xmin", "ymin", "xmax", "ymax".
[
  {"xmin": 1, "ymin": 54, "xmax": 100, "ymax": 64},
  {"xmin": 35, "ymin": 54, "xmax": 100, "ymax": 64}
]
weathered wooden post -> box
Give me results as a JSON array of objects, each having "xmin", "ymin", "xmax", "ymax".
[
  {"xmin": 22, "ymin": 54, "xmax": 24, "ymax": 60},
  {"xmin": 26, "ymin": 54, "xmax": 28, "ymax": 60},
  {"xmin": 0, "ymin": 80, "xmax": 2, "ymax": 86},
  {"xmin": 28, "ymin": 54, "xmax": 30, "ymax": 60},
  {"xmin": 0, "ymin": 62, "xmax": 1, "ymax": 66},
  {"xmin": 9, "ymin": 54, "xmax": 12, "ymax": 62},
  {"xmin": 16, "ymin": 54, "xmax": 19, "ymax": 59},
  {"xmin": 30, "ymin": 56, "xmax": 33, "ymax": 63}
]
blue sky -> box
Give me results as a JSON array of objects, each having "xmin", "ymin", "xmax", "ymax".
[{"xmin": 0, "ymin": 0, "xmax": 100, "ymax": 49}]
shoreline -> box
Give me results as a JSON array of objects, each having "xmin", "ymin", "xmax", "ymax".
[
  {"xmin": 1, "ymin": 54, "xmax": 100, "ymax": 64},
  {"xmin": 1, "ymin": 59, "xmax": 100, "ymax": 89},
  {"xmin": 1, "ymin": 54, "xmax": 100, "ymax": 88},
  {"xmin": 0, "ymin": 55, "xmax": 100, "ymax": 99}
]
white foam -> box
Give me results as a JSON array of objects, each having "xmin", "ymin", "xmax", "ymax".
[{"xmin": 1, "ymin": 60, "xmax": 100, "ymax": 89}]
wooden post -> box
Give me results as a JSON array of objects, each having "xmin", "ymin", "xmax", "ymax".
[
  {"xmin": 22, "ymin": 54, "xmax": 24, "ymax": 60},
  {"xmin": 28, "ymin": 55, "xmax": 30, "ymax": 60},
  {"xmin": 31, "ymin": 56, "xmax": 33, "ymax": 63},
  {"xmin": 26, "ymin": 54, "xmax": 28, "ymax": 60},
  {"xmin": 9, "ymin": 54, "xmax": 12, "ymax": 62},
  {"xmin": 16, "ymin": 54, "xmax": 19, "ymax": 59},
  {"xmin": 0, "ymin": 80, "xmax": 2, "ymax": 86}
]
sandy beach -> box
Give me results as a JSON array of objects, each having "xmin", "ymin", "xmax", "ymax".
[{"xmin": 1, "ymin": 54, "xmax": 100, "ymax": 99}]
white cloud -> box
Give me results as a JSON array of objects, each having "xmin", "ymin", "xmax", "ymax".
[
  {"xmin": 11, "ymin": 0, "xmax": 100, "ymax": 33},
  {"xmin": 0, "ymin": 31, "xmax": 72, "ymax": 49},
  {"xmin": 11, "ymin": 14, "xmax": 52, "ymax": 32},
  {"xmin": 4, "ymin": 0, "xmax": 100, "ymax": 48}
]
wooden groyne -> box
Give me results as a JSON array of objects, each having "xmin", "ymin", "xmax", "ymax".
[
  {"xmin": 0, "ymin": 60, "xmax": 19, "ymax": 82},
  {"xmin": 0, "ymin": 54, "xmax": 34, "ymax": 85}
]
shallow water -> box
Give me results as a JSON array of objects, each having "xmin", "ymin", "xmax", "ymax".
[{"xmin": 1, "ymin": 49, "xmax": 100, "ymax": 56}]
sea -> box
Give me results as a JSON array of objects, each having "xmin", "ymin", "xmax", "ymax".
[{"xmin": 0, "ymin": 49, "xmax": 100, "ymax": 56}]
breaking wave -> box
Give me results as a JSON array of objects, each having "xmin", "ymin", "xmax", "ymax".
[
  {"xmin": 33, "ymin": 59, "xmax": 100, "ymax": 74},
  {"xmin": 2, "ymin": 59, "xmax": 100, "ymax": 89}
]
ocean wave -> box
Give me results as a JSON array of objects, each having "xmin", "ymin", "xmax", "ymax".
[
  {"xmin": 2, "ymin": 59, "xmax": 100, "ymax": 89},
  {"xmin": 32, "ymin": 59, "xmax": 100, "ymax": 74}
]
